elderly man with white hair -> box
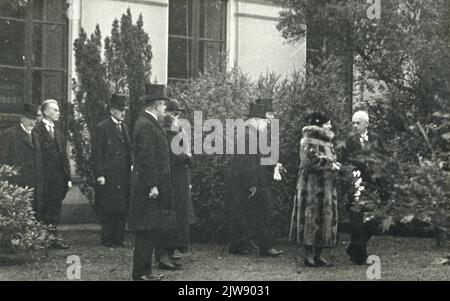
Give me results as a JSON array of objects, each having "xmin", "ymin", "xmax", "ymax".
[
  {"xmin": 34, "ymin": 99, "xmax": 71, "ymax": 249},
  {"xmin": 340, "ymin": 110, "xmax": 389, "ymax": 265}
]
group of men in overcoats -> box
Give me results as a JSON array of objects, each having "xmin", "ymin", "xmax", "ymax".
[
  {"xmin": 92, "ymin": 84, "xmax": 195, "ymax": 281},
  {"xmin": 0, "ymin": 100, "xmax": 71, "ymax": 249}
]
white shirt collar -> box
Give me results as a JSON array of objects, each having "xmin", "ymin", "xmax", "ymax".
[
  {"xmin": 20, "ymin": 123, "xmax": 32, "ymax": 135},
  {"xmin": 145, "ymin": 110, "xmax": 158, "ymax": 121},
  {"xmin": 42, "ymin": 118, "xmax": 54, "ymax": 128},
  {"xmin": 111, "ymin": 116, "xmax": 121, "ymax": 125}
]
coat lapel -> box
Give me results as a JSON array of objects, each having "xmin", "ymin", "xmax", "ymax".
[
  {"xmin": 142, "ymin": 112, "xmax": 167, "ymax": 138},
  {"xmin": 107, "ymin": 118, "xmax": 129, "ymax": 144},
  {"xmin": 17, "ymin": 126, "xmax": 35, "ymax": 149}
]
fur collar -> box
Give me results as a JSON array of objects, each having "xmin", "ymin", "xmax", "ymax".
[{"xmin": 302, "ymin": 125, "xmax": 335, "ymax": 142}]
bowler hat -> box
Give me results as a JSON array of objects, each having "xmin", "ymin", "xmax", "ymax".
[
  {"xmin": 247, "ymin": 103, "xmax": 267, "ymax": 119},
  {"xmin": 140, "ymin": 84, "xmax": 169, "ymax": 103},
  {"xmin": 109, "ymin": 94, "xmax": 128, "ymax": 110},
  {"xmin": 256, "ymin": 98, "xmax": 274, "ymax": 112},
  {"xmin": 22, "ymin": 103, "xmax": 40, "ymax": 119},
  {"xmin": 167, "ymin": 98, "xmax": 185, "ymax": 112}
]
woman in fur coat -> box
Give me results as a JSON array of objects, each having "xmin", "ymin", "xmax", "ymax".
[{"xmin": 290, "ymin": 112, "xmax": 340, "ymax": 267}]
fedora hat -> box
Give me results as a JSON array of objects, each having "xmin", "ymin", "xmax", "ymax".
[
  {"xmin": 256, "ymin": 98, "xmax": 274, "ymax": 112},
  {"xmin": 109, "ymin": 94, "xmax": 128, "ymax": 110},
  {"xmin": 140, "ymin": 84, "xmax": 169, "ymax": 103},
  {"xmin": 247, "ymin": 103, "xmax": 267, "ymax": 119},
  {"xmin": 22, "ymin": 103, "xmax": 40, "ymax": 119}
]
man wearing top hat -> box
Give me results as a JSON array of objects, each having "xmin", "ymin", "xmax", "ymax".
[
  {"xmin": 34, "ymin": 99, "xmax": 71, "ymax": 249},
  {"xmin": 0, "ymin": 103, "xmax": 43, "ymax": 216},
  {"xmin": 127, "ymin": 84, "xmax": 180, "ymax": 281},
  {"xmin": 92, "ymin": 94, "xmax": 132, "ymax": 247},
  {"xmin": 226, "ymin": 102, "xmax": 283, "ymax": 257}
]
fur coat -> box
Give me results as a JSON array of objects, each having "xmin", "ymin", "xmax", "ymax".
[{"xmin": 289, "ymin": 125, "xmax": 339, "ymax": 248}]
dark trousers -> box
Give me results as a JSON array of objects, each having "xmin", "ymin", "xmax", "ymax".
[
  {"xmin": 41, "ymin": 178, "xmax": 67, "ymax": 227},
  {"xmin": 101, "ymin": 214, "xmax": 127, "ymax": 246},
  {"xmin": 229, "ymin": 194, "xmax": 271, "ymax": 253},
  {"xmin": 132, "ymin": 230, "xmax": 161, "ymax": 278},
  {"xmin": 349, "ymin": 211, "xmax": 380, "ymax": 256}
]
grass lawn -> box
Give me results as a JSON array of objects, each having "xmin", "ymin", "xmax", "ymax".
[{"xmin": 0, "ymin": 230, "xmax": 448, "ymax": 281}]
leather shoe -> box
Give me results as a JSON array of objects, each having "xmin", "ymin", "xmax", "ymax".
[
  {"xmin": 260, "ymin": 248, "xmax": 283, "ymax": 257},
  {"xmin": 133, "ymin": 273, "xmax": 163, "ymax": 281},
  {"xmin": 303, "ymin": 257, "xmax": 317, "ymax": 267},
  {"xmin": 315, "ymin": 257, "xmax": 334, "ymax": 267},
  {"xmin": 159, "ymin": 261, "xmax": 182, "ymax": 270},
  {"xmin": 170, "ymin": 261, "xmax": 183, "ymax": 268}
]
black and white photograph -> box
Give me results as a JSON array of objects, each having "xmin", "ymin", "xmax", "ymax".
[{"xmin": 0, "ymin": 0, "xmax": 449, "ymax": 284}]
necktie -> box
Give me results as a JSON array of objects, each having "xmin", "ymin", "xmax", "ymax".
[
  {"xmin": 48, "ymin": 126, "xmax": 55, "ymax": 139},
  {"xmin": 116, "ymin": 123, "xmax": 122, "ymax": 132}
]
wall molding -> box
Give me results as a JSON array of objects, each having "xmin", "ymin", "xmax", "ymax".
[
  {"xmin": 235, "ymin": 12, "xmax": 280, "ymax": 22},
  {"xmin": 102, "ymin": 0, "xmax": 168, "ymax": 8},
  {"xmin": 238, "ymin": 0, "xmax": 278, "ymax": 7}
]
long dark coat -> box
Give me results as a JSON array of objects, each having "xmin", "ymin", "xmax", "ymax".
[
  {"xmin": 161, "ymin": 117, "xmax": 196, "ymax": 248},
  {"xmin": 290, "ymin": 125, "xmax": 339, "ymax": 248},
  {"xmin": 33, "ymin": 121, "xmax": 70, "ymax": 201},
  {"xmin": 91, "ymin": 118, "xmax": 132, "ymax": 217},
  {"xmin": 127, "ymin": 112, "xmax": 174, "ymax": 231},
  {"xmin": 226, "ymin": 125, "xmax": 273, "ymax": 247},
  {"xmin": 0, "ymin": 125, "xmax": 44, "ymax": 215}
]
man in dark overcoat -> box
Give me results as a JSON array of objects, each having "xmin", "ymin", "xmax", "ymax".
[
  {"xmin": 33, "ymin": 99, "xmax": 71, "ymax": 249},
  {"xmin": 340, "ymin": 110, "xmax": 389, "ymax": 265},
  {"xmin": 92, "ymin": 94, "xmax": 132, "ymax": 247},
  {"xmin": 226, "ymin": 102, "xmax": 283, "ymax": 257},
  {"xmin": 127, "ymin": 84, "xmax": 180, "ymax": 281},
  {"xmin": 160, "ymin": 99, "xmax": 196, "ymax": 259},
  {"xmin": 0, "ymin": 103, "xmax": 43, "ymax": 215}
]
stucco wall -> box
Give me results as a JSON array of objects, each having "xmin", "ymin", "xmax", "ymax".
[{"xmin": 228, "ymin": 0, "xmax": 306, "ymax": 79}]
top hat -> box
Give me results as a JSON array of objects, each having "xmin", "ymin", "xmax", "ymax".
[
  {"xmin": 256, "ymin": 98, "xmax": 274, "ymax": 112},
  {"xmin": 109, "ymin": 94, "xmax": 128, "ymax": 110},
  {"xmin": 140, "ymin": 84, "xmax": 169, "ymax": 103},
  {"xmin": 22, "ymin": 103, "xmax": 40, "ymax": 119},
  {"xmin": 306, "ymin": 112, "xmax": 330, "ymax": 127},
  {"xmin": 247, "ymin": 103, "xmax": 267, "ymax": 119},
  {"xmin": 166, "ymin": 98, "xmax": 185, "ymax": 112}
]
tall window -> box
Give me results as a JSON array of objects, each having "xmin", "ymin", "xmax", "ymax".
[
  {"xmin": 168, "ymin": 0, "xmax": 227, "ymax": 82},
  {"xmin": 0, "ymin": 0, "xmax": 68, "ymax": 114}
]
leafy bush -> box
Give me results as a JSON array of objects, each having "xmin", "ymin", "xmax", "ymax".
[
  {"xmin": 0, "ymin": 165, "xmax": 51, "ymax": 254},
  {"xmin": 168, "ymin": 55, "xmax": 349, "ymax": 241}
]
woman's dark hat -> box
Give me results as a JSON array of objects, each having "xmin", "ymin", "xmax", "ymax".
[
  {"xmin": 247, "ymin": 103, "xmax": 267, "ymax": 119},
  {"xmin": 140, "ymin": 84, "xmax": 169, "ymax": 103},
  {"xmin": 256, "ymin": 98, "xmax": 274, "ymax": 112},
  {"xmin": 306, "ymin": 112, "xmax": 330, "ymax": 127},
  {"xmin": 167, "ymin": 98, "xmax": 185, "ymax": 112},
  {"xmin": 109, "ymin": 94, "xmax": 128, "ymax": 110},
  {"xmin": 22, "ymin": 103, "xmax": 40, "ymax": 119}
]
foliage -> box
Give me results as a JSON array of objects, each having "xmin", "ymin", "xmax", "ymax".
[
  {"xmin": 0, "ymin": 165, "xmax": 51, "ymax": 254},
  {"xmin": 69, "ymin": 10, "xmax": 152, "ymax": 202},
  {"xmin": 168, "ymin": 55, "xmax": 350, "ymax": 241},
  {"xmin": 68, "ymin": 26, "xmax": 109, "ymax": 202},
  {"xmin": 276, "ymin": 0, "xmax": 450, "ymax": 233},
  {"xmin": 104, "ymin": 9, "xmax": 153, "ymax": 126}
]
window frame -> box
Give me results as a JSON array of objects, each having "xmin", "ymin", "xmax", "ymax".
[
  {"xmin": 168, "ymin": 0, "xmax": 227, "ymax": 82},
  {"xmin": 0, "ymin": 1, "xmax": 68, "ymax": 114}
]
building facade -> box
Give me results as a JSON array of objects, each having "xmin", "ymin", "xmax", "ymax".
[{"xmin": 0, "ymin": 0, "xmax": 305, "ymax": 127}]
